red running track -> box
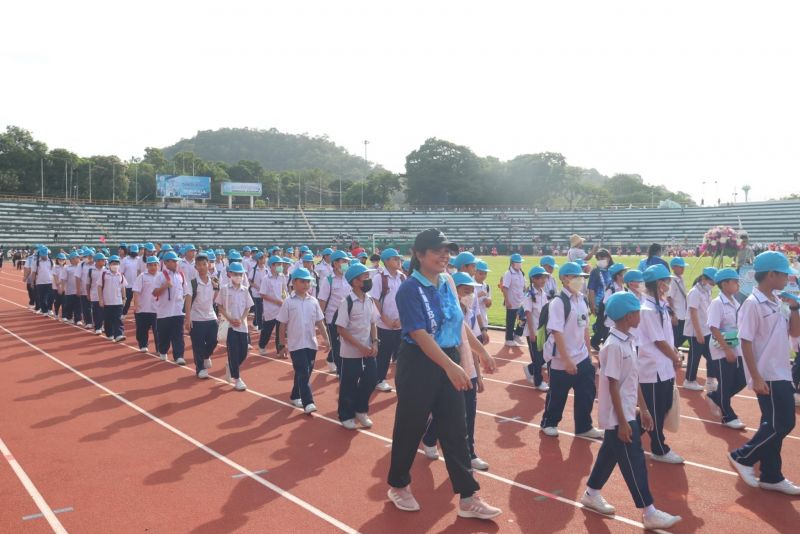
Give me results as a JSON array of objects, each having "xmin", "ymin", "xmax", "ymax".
[{"xmin": 0, "ymin": 265, "xmax": 797, "ymax": 533}]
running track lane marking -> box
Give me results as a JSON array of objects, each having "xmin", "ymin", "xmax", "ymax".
[
  {"xmin": 0, "ymin": 311, "xmax": 662, "ymax": 532},
  {"xmin": 0, "ymin": 436, "xmax": 68, "ymax": 533},
  {"xmin": 0, "ymin": 324, "xmax": 361, "ymax": 534},
  {"xmin": 23, "ymin": 507, "xmax": 74, "ymax": 521}
]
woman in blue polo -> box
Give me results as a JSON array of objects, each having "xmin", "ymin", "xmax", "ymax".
[{"xmin": 387, "ymin": 228, "xmax": 501, "ymax": 521}]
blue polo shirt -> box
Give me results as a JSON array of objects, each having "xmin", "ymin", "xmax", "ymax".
[
  {"xmin": 588, "ymin": 267, "xmax": 611, "ymax": 307},
  {"xmin": 397, "ymin": 270, "xmax": 463, "ymax": 348}
]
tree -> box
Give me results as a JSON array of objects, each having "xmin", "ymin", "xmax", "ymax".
[
  {"xmin": 0, "ymin": 126, "xmax": 48, "ymax": 196},
  {"xmin": 742, "ymin": 184, "xmax": 751, "ymax": 203},
  {"xmin": 405, "ymin": 138, "xmax": 485, "ymax": 206}
]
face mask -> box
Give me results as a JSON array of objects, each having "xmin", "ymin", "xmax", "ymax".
[
  {"xmin": 597, "ymin": 259, "xmax": 609, "ymax": 269},
  {"xmin": 110, "ymin": 264, "xmax": 120, "ymax": 273},
  {"xmin": 231, "ymin": 275, "xmax": 243, "ymax": 285},
  {"xmin": 362, "ymin": 279, "xmax": 373, "ymax": 292},
  {"xmin": 567, "ymin": 277, "xmax": 583, "ymax": 293},
  {"xmin": 460, "ymin": 294, "xmax": 475, "ymax": 309},
  {"xmin": 276, "ymin": 266, "xmax": 284, "ymax": 274},
  {"xmin": 339, "ymin": 263, "xmax": 348, "ymax": 274}
]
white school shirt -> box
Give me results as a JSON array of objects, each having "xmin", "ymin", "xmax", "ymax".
[
  {"xmin": 598, "ymin": 328, "xmax": 639, "ymax": 430},
  {"xmin": 179, "ymin": 259, "xmax": 197, "ymax": 282},
  {"xmin": 100, "ymin": 271, "xmax": 126, "ymax": 305},
  {"xmin": 737, "ymin": 288, "xmax": 793, "ymax": 385},
  {"xmin": 636, "ymin": 296, "xmax": 676, "ymax": 383},
  {"xmin": 190, "ymin": 275, "xmax": 218, "ymax": 322},
  {"xmin": 52, "ymin": 264, "xmax": 64, "ymax": 291},
  {"xmin": 544, "ymin": 276, "xmax": 558, "ymax": 300},
  {"xmin": 153, "ymin": 269, "xmax": 190, "ymax": 319},
  {"xmin": 242, "ymin": 256, "xmax": 255, "ymax": 273},
  {"xmin": 707, "ymin": 293, "xmax": 742, "ymax": 361},
  {"xmin": 249, "ymin": 265, "xmax": 268, "ymax": 298},
  {"xmin": 31, "ymin": 257, "xmax": 54, "ymax": 285},
  {"xmin": 132, "ymin": 272, "xmax": 159, "ymax": 313},
  {"xmin": 684, "ymin": 284, "xmax": 712, "ymax": 337},
  {"xmin": 476, "ymin": 281, "xmax": 491, "ymax": 328},
  {"xmin": 335, "ymin": 291, "xmax": 378, "ymax": 358},
  {"xmin": 544, "ymin": 289, "xmax": 590, "ymax": 370},
  {"xmin": 602, "ymin": 282, "xmax": 626, "ymax": 329},
  {"xmin": 215, "ymin": 284, "xmax": 254, "ymax": 333},
  {"xmin": 60, "ymin": 264, "xmax": 80, "ymax": 295},
  {"xmin": 315, "ymin": 261, "xmax": 333, "ymax": 280},
  {"xmin": 318, "ymin": 273, "xmax": 350, "ymax": 323},
  {"xmin": 275, "ymin": 293, "xmax": 325, "ymax": 352},
  {"xmin": 501, "ymin": 268, "xmax": 526, "ymax": 308},
  {"xmin": 567, "ymin": 247, "xmax": 587, "ymax": 262},
  {"xmin": 667, "ymin": 276, "xmax": 688, "ymax": 321},
  {"xmin": 521, "ymin": 287, "xmax": 546, "ymax": 337},
  {"xmin": 121, "ymin": 256, "xmax": 140, "ymax": 288},
  {"xmin": 86, "ymin": 265, "xmax": 107, "ymax": 301},
  {"xmin": 368, "ymin": 268, "xmax": 404, "ymax": 330},
  {"xmin": 260, "ymin": 273, "xmax": 288, "ymax": 321}
]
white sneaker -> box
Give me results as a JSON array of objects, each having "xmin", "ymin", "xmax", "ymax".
[
  {"xmin": 387, "ymin": 486, "xmax": 420, "ymax": 512},
  {"xmin": 683, "ymin": 380, "xmax": 703, "ymax": 391},
  {"xmin": 504, "ymin": 340, "xmax": 517, "ymax": 347},
  {"xmin": 76, "ymin": 320, "xmax": 84, "ymax": 326},
  {"xmin": 706, "ymin": 378, "xmax": 718, "ymax": 393},
  {"xmin": 258, "ymin": 347, "xmax": 267, "ymax": 356},
  {"xmin": 292, "ymin": 399, "xmax": 303, "ymax": 408},
  {"xmin": 204, "ymin": 358, "xmax": 212, "ymax": 369},
  {"xmin": 355, "ymin": 413, "xmax": 373, "ymax": 428},
  {"xmin": 706, "ymin": 395, "xmax": 722, "ymax": 418},
  {"xmin": 580, "ymin": 491, "xmax": 615, "ymax": 515},
  {"xmin": 423, "ymin": 445, "xmax": 439, "ymax": 459},
  {"xmin": 105, "ymin": 336, "xmax": 114, "ymax": 341},
  {"xmin": 341, "ymin": 419, "xmax": 358, "ymax": 430},
  {"xmin": 537, "ymin": 381, "xmax": 550, "ymax": 392},
  {"xmin": 471, "ymin": 457, "xmax": 489, "ymax": 471},
  {"xmin": 375, "ymin": 380, "xmax": 393, "ymax": 392},
  {"xmin": 234, "ymin": 378, "xmax": 247, "ymax": 391},
  {"xmin": 61, "ymin": 317, "xmax": 70, "ymax": 323},
  {"xmin": 197, "ymin": 369, "xmax": 209, "ymax": 379},
  {"xmin": 576, "ymin": 428, "xmax": 604, "ymax": 440},
  {"xmin": 121, "ymin": 314, "xmax": 127, "ymax": 320},
  {"xmin": 114, "ymin": 335, "xmax": 125, "ymax": 342},
  {"xmin": 304, "ymin": 403, "xmax": 317, "ymax": 414},
  {"xmin": 159, "ymin": 353, "xmax": 168, "ymax": 361},
  {"xmin": 522, "ymin": 365, "xmax": 535, "ymax": 385},
  {"xmin": 175, "ymin": 357, "xmax": 186, "ymax": 365},
  {"xmin": 94, "ymin": 329, "xmax": 103, "ymax": 335},
  {"xmin": 327, "ymin": 361, "xmax": 337, "ymax": 373},
  {"xmin": 651, "ymin": 450, "xmax": 685, "ymax": 464},
  {"xmin": 139, "ymin": 346, "xmax": 148, "ymax": 353},
  {"xmin": 542, "ymin": 427, "xmax": 559, "ymax": 437},
  {"xmin": 224, "ymin": 364, "xmax": 231, "ymax": 384},
  {"xmin": 513, "ymin": 335, "xmax": 527, "ymax": 347},
  {"xmin": 643, "ymin": 509, "xmax": 682, "ymax": 529},
  {"xmin": 457, "ymin": 494, "xmax": 502, "ymax": 520},
  {"xmin": 724, "ymin": 419, "xmax": 746, "ymax": 430},
  {"xmin": 728, "ymin": 453, "xmax": 758, "ymax": 487},
  {"xmin": 758, "ymin": 478, "xmax": 800, "ymax": 495},
  {"xmin": 794, "ymin": 393, "xmax": 800, "ymax": 407},
  {"xmin": 48, "ymin": 311, "xmax": 55, "ymax": 317}
]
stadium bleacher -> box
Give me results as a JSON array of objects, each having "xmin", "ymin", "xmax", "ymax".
[{"xmin": 0, "ymin": 199, "xmax": 798, "ymax": 250}]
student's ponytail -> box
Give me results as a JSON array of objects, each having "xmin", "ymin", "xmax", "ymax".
[{"xmin": 409, "ymin": 249, "xmax": 422, "ymax": 275}]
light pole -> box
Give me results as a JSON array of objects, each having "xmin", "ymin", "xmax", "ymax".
[
  {"xmin": 362, "ymin": 140, "xmax": 369, "ymax": 208},
  {"xmin": 715, "ymin": 180, "xmax": 719, "ymax": 206},
  {"xmin": 701, "ymin": 180, "xmax": 706, "ymax": 206},
  {"xmin": 88, "ymin": 162, "xmax": 92, "ymax": 202}
]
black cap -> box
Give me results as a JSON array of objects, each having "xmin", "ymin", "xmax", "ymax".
[{"xmin": 413, "ymin": 228, "xmax": 458, "ymax": 253}]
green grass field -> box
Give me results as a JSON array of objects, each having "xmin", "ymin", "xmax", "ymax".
[{"xmin": 479, "ymin": 255, "xmax": 717, "ymax": 326}]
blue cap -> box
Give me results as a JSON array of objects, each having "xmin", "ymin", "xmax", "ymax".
[
  {"xmin": 255, "ymin": 251, "xmax": 265, "ymax": 260},
  {"xmin": 68, "ymin": 251, "xmax": 79, "ymax": 259},
  {"xmin": 349, "ymin": 258, "xmax": 362, "ymax": 266},
  {"xmin": 93, "ymin": 253, "xmax": 107, "ymax": 261},
  {"xmin": 162, "ymin": 251, "xmax": 179, "ymax": 261},
  {"xmin": 448, "ymin": 257, "xmax": 456, "ymax": 266},
  {"xmin": 146, "ymin": 256, "xmax": 160, "ymax": 264},
  {"xmin": 37, "ymin": 247, "xmax": 49, "ymax": 256},
  {"xmin": 108, "ymin": 255, "xmax": 121, "ymax": 263},
  {"xmin": 753, "ymin": 251, "xmax": 798, "ymax": 275},
  {"xmin": 345, "ymin": 263, "xmax": 376, "ymax": 283},
  {"xmin": 357, "ymin": 251, "xmax": 368, "ymax": 259},
  {"xmin": 605, "ymin": 292, "xmax": 642, "ymax": 321},
  {"xmin": 101, "ymin": 248, "xmax": 110, "ymax": 256},
  {"xmin": 161, "ymin": 244, "xmax": 173, "ymax": 251},
  {"xmin": 452, "ymin": 272, "xmax": 482, "ymax": 287},
  {"xmin": 205, "ymin": 251, "xmax": 216, "ymax": 261},
  {"xmin": 119, "ymin": 242, "xmax": 127, "ymax": 248},
  {"xmin": 215, "ymin": 249, "xmax": 224, "ymax": 255},
  {"xmin": 242, "ymin": 246, "xmax": 252, "ymax": 252},
  {"xmin": 229, "ymin": 251, "xmax": 242, "ymax": 261},
  {"xmin": 715, "ymin": 268, "xmax": 739, "ymax": 283},
  {"xmin": 129, "ymin": 244, "xmax": 139, "ymax": 253},
  {"xmin": 643, "ymin": 264, "xmax": 671, "ymax": 283},
  {"xmin": 251, "ymin": 247, "xmax": 259, "ymax": 252},
  {"xmin": 331, "ymin": 250, "xmax": 348, "ymax": 262},
  {"xmin": 609, "ymin": 263, "xmax": 627, "ymax": 277},
  {"xmin": 623, "ymin": 269, "xmax": 644, "ymax": 283},
  {"xmin": 560, "ymin": 262, "xmax": 588, "ymax": 277},
  {"xmin": 702, "ymin": 267, "xmax": 719, "ymax": 281},
  {"xmin": 81, "ymin": 248, "xmax": 92, "ymax": 256},
  {"xmin": 291, "ymin": 267, "xmax": 314, "ymax": 281},
  {"xmin": 322, "ymin": 248, "xmax": 333, "ymax": 256},
  {"xmin": 670, "ymin": 257, "xmax": 688, "ymax": 268},
  {"xmin": 302, "ymin": 253, "xmax": 314, "ymax": 262},
  {"xmin": 183, "ymin": 244, "xmax": 196, "ymax": 252},
  {"xmin": 228, "ymin": 262, "xmax": 245, "ymax": 274},
  {"xmin": 476, "ymin": 260, "xmax": 490, "ymax": 272},
  {"xmin": 56, "ymin": 252, "xmax": 67, "ymax": 260},
  {"xmin": 528, "ymin": 266, "xmax": 547, "ymax": 277},
  {"xmin": 540, "ymin": 256, "xmax": 558, "ymax": 268},
  {"xmin": 574, "ymin": 259, "xmax": 586, "ymax": 267},
  {"xmin": 268, "ymin": 256, "xmax": 282, "ymax": 266},
  {"xmin": 453, "ymin": 251, "xmax": 477, "ymax": 268},
  {"xmin": 196, "ymin": 250, "xmax": 209, "ymax": 260},
  {"xmin": 402, "ymin": 259, "xmax": 411, "ymax": 272},
  {"xmin": 300, "ymin": 246, "xmax": 310, "ymax": 253},
  {"xmin": 510, "ymin": 253, "xmax": 524, "ymax": 263},
  {"xmin": 282, "ymin": 257, "xmax": 293, "ymax": 264},
  {"xmin": 144, "ymin": 242, "xmax": 156, "ymax": 252},
  {"xmin": 380, "ymin": 248, "xmax": 402, "ymax": 262},
  {"xmin": 228, "ymin": 248, "xmax": 238, "ymax": 257},
  {"xmin": 286, "ymin": 247, "xmax": 294, "ymax": 253}
]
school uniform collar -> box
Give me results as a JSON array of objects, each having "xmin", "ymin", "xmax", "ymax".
[
  {"xmin": 752, "ymin": 287, "xmax": 778, "ymax": 306},
  {"xmin": 196, "ymin": 274, "xmax": 212, "ymax": 285},
  {"xmin": 561, "ymin": 288, "xmax": 582, "ymax": 302},
  {"xmin": 290, "ymin": 291, "xmax": 314, "ymax": 301},
  {"xmin": 349, "ymin": 288, "xmax": 370, "ymax": 302},
  {"xmin": 719, "ymin": 292, "xmax": 738, "ymax": 308},
  {"xmin": 411, "ymin": 270, "xmax": 443, "ymax": 288},
  {"xmin": 609, "ymin": 327, "xmax": 632, "ymax": 342}
]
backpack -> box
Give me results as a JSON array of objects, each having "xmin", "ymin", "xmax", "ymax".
[
  {"xmin": 535, "ymin": 292, "xmax": 571, "ymax": 354},
  {"xmin": 330, "ymin": 295, "xmax": 354, "ymax": 325},
  {"xmin": 321, "ymin": 274, "xmax": 335, "ymax": 311},
  {"xmin": 86, "ymin": 267, "xmax": 94, "ymax": 295},
  {"xmin": 380, "ymin": 271, "xmax": 406, "ymax": 305},
  {"xmin": 190, "ymin": 275, "xmax": 219, "ymax": 307}
]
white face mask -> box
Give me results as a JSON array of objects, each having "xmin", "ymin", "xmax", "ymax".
[
  {"xmin": 339, "ymin": 263, "xmax": 348, "ymax": 274},
  {"xmin": 597, "ymin": 259, "xmax": 609, "ymax": 269},
  {"xmin": 567, "ymin": 277, "xmax": 583, "ymax": 294},
  {"xmin": 110, "ymin": 264, "xmax": 120, "ymax": 273},
  {"xmin": 230, "ymin": 275, "xmax": 243, "ymax": 285},
  {"xmin": 276, "ymin": 266, "xmax": 284, "ymax": 274},
  {"xmin": 460, "ymin": 294, "xmax": 475, "ymax": 309}
]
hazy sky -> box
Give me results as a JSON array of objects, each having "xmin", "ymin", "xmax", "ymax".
[{"xmin": 2, "ymin": 1, "xmax": 799, "ymax": 204}]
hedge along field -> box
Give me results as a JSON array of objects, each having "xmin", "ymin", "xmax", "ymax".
[{"xmin": 477, "ymin": 255, "xmax": 718, "ymax": 327}]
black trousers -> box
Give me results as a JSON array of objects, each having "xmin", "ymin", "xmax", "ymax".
[
  {"xmin": 541, "ymin": 357, "xmax": 596, "ymax": 433},
  {"xmin": 376, "ymin": 328, "xmax": 401, "ymax": 383},
  {"xmin": 258, "ymin": 319, "xmax": 277, "ymax": 350},
  {"xmin": 388, "ymin": 343, "xmax": 479, "ymax": 498},
  {"xmin": 27, "ymin": 284, "xmax": 35, "ymax": 306},
  {"xmin": 157, "ymin": 316, "xmax": 185, "ymax": 359},
  {"xmin": 122, "ymin": 288, "xmax": 134, "ymax": 315},
  {"xmin": 791, "ymin": 352, "xmax": 800, "ymax": 392},
  {"xmin": 325, "ymin": 322, "xmax": 341, "ymax": 372},
  {"xmin": 290, "ymin": 348, "xmax": 317, "ymax": 406},
  {"xmin": 103, "ymin": 304, "xmax": 124, "ymax": 338},
  {"xmin": 80, "ymin": 295, "xmax": 92, "ymax": 326},
  {"xmin": 252, "ymin": 297, "xmax": 263, "ymax": 329},
  {"xmin": 35, "ymin": 283, "xmax": 53, "ymax": 313},
  {"xmin": 135, "ymin": 312, "xmax": 158, "ymax": 349},
  {"xmin": 226, "ymin": 328, "xmax": 249, "ymax": 379},
  {"xmin": 190, "ymin": 320, "xmax": 218, "ymax": 374},
  {"xmin": 672, "ymin": 319, "xmax": 687, "ymax": 349},
  {"xmin": 53, "ymin": 292, "xmax": 63, "ymax": 316},
  {"xmin": 504, "ymin": 308, "xmax": 517, "ymax": 341},
  {"xmin": 423, "ymin": 377, "xmax": 479, "ymax": 459},
  {"xmin": 686, "ymin": 335, "xmax": 712, "ymax": 382},
  {"xmin": 708, "ymin": 356, "xmax": 747, "ymax": 423},
  {"xmin": 63, "ymin": 294, "xmax": 79, "ymax": 322},
  {"xmin": 587, "ymin": 420, "xmax": 654, "ymax": 508},
  {"xmin": 338, "ymin": 357, "xmax": 378, "ymax": 421},
  {"xmin": 640, "ymin": 377, "xmax": 674, "ymax": 456},
  {"xmin": 526, "ymin": 337, "xmax": 545, "ymax": 386}
]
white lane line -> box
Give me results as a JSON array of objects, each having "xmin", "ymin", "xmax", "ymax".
[
  {"xmin": 232, "ymin": 469, "xmax": 267, "ymax": 479},
  {"xmin": 23, "ymin": 507, "xmax": 74, "ymax": 521},
  {"xmin": 0, "ymin": 324, "xmax": 360, "ymax": 534},
  {"xmin": 0, "ymin": 436, "xmax": 68, "ymax": 533},
  {"xmin": 0, "ymin": 303, "xmax": 659, "ymax": 532}
]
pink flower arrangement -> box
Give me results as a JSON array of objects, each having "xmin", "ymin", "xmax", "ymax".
[{"xmin": 699, "ymin": 226, "xmax": 745, "ymax": 260}]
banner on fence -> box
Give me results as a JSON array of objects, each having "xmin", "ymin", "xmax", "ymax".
[
  {"xmin": 221, "ymin": 182, "xmax": 262, "ymax": 196},
  {"xmin": 156, "ymin": 175, "xmax": 211, "ymax": 199}
]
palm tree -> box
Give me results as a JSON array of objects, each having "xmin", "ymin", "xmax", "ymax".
[{"xmin": 742, "ymin": 184, "xmax": 751, "ymax": 203}]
